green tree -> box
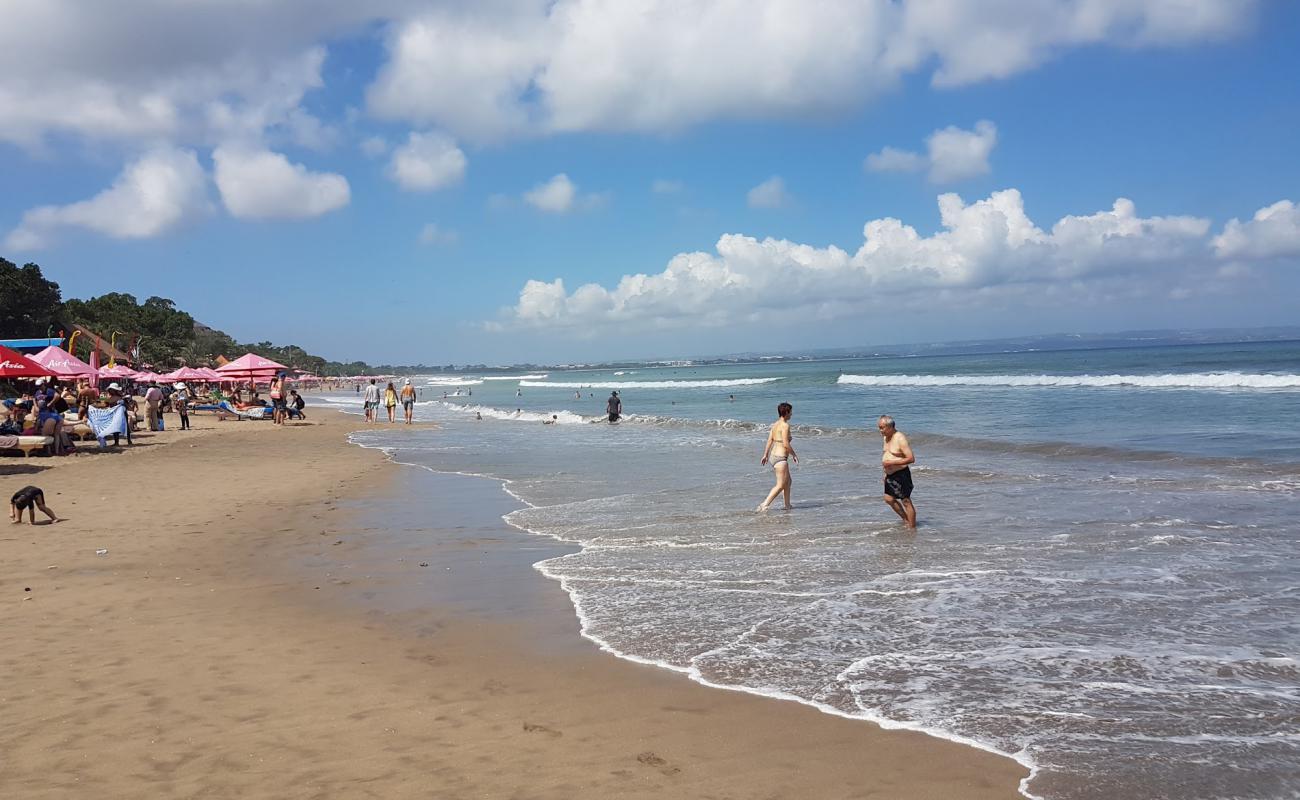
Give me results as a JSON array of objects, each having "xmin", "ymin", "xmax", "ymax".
[{"xmin": 0, "ymin": 258, "xmax": 63, "ymax": 339}]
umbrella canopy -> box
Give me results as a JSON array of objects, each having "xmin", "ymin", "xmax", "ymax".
[
  {"xmin": 134, "ymin": 371, "xmax": 163, "ymax": 383},
  {"xmin": 197, "ymin": 367, "xmax": 224, "ymax": 381},
  {"xmin": 0, "ymin": 345, "xmax": 57, "ymax": 379},
  {"xmin": 164, "ymin": 367, "xmax": 210, "ymax": 382},
  {"xmin": 99, "ymin": 364, "xmax": 141, "ymax": 380},
  {"xmin": 216, "ymin": 353, "xmax": 288, "ymax": 375},
  {"xmin": 29, "ymin": 346, "xmax": 97, "ymax": 378}
]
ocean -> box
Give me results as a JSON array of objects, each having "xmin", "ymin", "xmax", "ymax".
[{"xmin": 330, "ymin": 340, "xmax": 1300, "ymax": 800}]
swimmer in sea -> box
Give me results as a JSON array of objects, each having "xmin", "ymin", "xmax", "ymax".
[
  {"xmin": 878, "ymin": 414, "xmax": 917, "ymax": 529},
  {"xmin": 543, "ymin": 414, "xmax": 558, "ymax": 425},
  {"xmin": 758, "ymin": 402, "xmax": 797, "ymax": 511}
]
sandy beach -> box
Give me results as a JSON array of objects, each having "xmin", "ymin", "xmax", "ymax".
[{"xmin": 2, "ymin": 408, "xmax": 1027, "ymax": 799}]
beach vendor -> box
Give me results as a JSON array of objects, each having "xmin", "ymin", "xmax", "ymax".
[{"xmin": 10, "ymin": 485, "xmax": 58, "ymax": 525}]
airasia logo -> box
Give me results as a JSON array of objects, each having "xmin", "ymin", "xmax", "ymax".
[{"xmin": 1, "ymin": 359, "xmax": 31, "ymax": 369}]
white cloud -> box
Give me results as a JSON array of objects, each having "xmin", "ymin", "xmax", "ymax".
[
  {"xmin": 927, "ymin": 120, "xmax": 998, "ymax": 182},
  {"xmin": 5, "ymin": 147, "xmax": 209, "ymax": 250},
  {"xmin": 367, "ymin": 1, "xmax": 1253, "ymax": 142},
  {"xmin": 0, "ymin": 2, "xmax": 1254, "ymax": 151},
  {"xmin": 525, "ymin": 174, "xmax": 577, "ymax": 213},
  {"xmin": 418, "ymin": 222, "xmax": 458, "ymax": 246},
  {"xmin": 652, "ymin": 179, "xmax": 684, "ymax": 194},
  {"xmin": 495, "ymin": 190, "xmax": 1297, "ymax": 333},
  {"xmin": 1213, "ymin": 200, "xmax": 1300, "ymax": 260},
  {"xmin": 213, "ymin": 145, "xmax": 350, "ymax": 220},
  {"xmin": 387, "ymin": 131, "xmax": 467, "ymax": 191},
  {"xmin": 747, "ymin": 176, "xmax": 790, "ymax": 209},
  {"xmin": 866, "ymin": 120, "xmax": 997, "ymax": 183},
  {"xmin": 522, "ymin": 173, "xmax": 609, "ymax": 214},
  {"xmin": 864, "ymin": 146, "xmax": 927, "ymax": 173}
]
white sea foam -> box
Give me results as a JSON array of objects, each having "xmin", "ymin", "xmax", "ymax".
[
  {"xmin": 446, "ymin": 401, "xmax": 591, "ymax": 425},
  {"xmin": 424, "ymin": 376, "xmax": 484, "ymax": 385},
  {"xmin": 481, "ymin": 374, "xmax": 548, "ymax": 381},
  {"xmin": 837, "ymin": 372, "xmax": 1300, "ymax": 389},
  {"xmin": 520, "ymin": 377, "xmax": 782, "ymax": 389}
]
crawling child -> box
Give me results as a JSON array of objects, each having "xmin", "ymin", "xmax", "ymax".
[{"xmin": 10, "ymin": 485, "xmax": 58, "ymax": 525}]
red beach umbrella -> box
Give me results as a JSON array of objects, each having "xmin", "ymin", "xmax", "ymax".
[{"xmin": 0, "ymin": 344, "xmax": 57, "ymax": 379}]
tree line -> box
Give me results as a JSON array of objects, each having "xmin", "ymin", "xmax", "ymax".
[{"xmin": 1, "ymin": 257, "xmax": 372, "ymax": 376}]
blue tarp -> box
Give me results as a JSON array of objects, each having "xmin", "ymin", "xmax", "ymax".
[{"xmin": 0, "ymin": 338, "xmax": 64, "ymax": 352}]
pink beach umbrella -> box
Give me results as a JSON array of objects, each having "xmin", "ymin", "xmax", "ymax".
[
  {"xmin": 164, "ymin": 366, "xmax": 210, "ymax": 382},
  {"xmin": 28, "ymin": 345, "xmax": 97, "ymax": 379},
  {"xmin": 99, "ymin": 363, "xmax": 141, "ymax": 380}
]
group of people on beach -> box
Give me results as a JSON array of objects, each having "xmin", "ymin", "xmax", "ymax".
[
  {"xmin": 361, "ymin": 378, "xmax": 418, "ymax": 424},
  {"xmin": 758, "ymin": 404, "xmax": 917, "ymax": 529}
]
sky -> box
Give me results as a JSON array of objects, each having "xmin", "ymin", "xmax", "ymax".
[{"xmin": 2, "ymin": 0, "xmax": 1299, "ymax": 365}]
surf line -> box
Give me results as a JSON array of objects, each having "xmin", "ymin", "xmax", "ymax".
[{"xmin": 345, "ymin": 430, "xmax": 1044, "ymax": 800}]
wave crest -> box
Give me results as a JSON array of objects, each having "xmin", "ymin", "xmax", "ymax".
[
  {"xmin": 837, "ymin": 372, "xmax": 1300, "ymax": 389},
  {"xmin": 520, "ymin": 377, "xmax": 782, "ymax": 389}
]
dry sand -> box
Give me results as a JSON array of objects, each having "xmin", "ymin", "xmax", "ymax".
[{"xmin": 2, "ymin": 407, "xmax": 1028, "ymax": 799}]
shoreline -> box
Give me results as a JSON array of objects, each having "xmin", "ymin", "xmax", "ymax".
[
  {"xmin": 359, "ymin": 434, "xmax": 1042, "ymax": 789},
  {"xmin": 3, "ymin": 408, "xmax": 1029, "ymax": 798}
]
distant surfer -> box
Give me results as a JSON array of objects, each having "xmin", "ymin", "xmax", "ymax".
[
  {"xmin": 878, "ymin": 414, "xmax": 917, "ymax": 529},
  {"xmin": 758, "ymin": 402, "xmax": 797, "ymax": 511},
  {"xmin": 606, "ymin": 391, "xmax": 622, "ymax": 423}
]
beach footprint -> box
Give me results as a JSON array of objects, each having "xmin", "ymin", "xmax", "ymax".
[
  {"xmin": 636, "ymin": 751, "xmax": 681, "ymax": 776},
  {"xmin": 522, "ymin": 722, "xmax": 562, "ymax": 738}
]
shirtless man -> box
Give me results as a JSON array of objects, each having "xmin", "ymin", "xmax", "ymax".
[{"xmin": 878, "ymin": 415, "xmax": 917, "ymax": 529}]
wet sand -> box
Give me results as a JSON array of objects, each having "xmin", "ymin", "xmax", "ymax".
[{"xmin": 1, "ymin": 407, "xmax": 1028, "ymax": 798}]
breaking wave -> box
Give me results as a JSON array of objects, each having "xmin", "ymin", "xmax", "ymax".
[
  {"xmin": 837, "ymin": 372, "xmax": 1300, "ymax": 390},
  {"xmin": 519, "ymin": 377, "xmax": 783, "ymax": 389}
]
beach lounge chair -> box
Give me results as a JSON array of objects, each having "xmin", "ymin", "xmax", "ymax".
[{"xmin": 0, "ymin": 434, "xmax": 55, "ymax": 457}]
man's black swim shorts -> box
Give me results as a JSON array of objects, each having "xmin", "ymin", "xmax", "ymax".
[{"xmin": 884, "ymin": 467, "xmax": 913, "ymax": 500}]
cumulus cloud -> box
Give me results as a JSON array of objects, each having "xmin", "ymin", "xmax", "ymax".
[
  {"xmin": 418, "ymin": 222, "xmax": 458, "ymax": 246},
  {"xmin": 1213, "ymin": 200, "xmax": 1300, "ymax": 260},
  {"xmin": 494, "ymin": 191, "xmax": 1294, "ymax": 332},
  {"xmin": 522, "ymin": 173, "xmax": 608, "ymax": 214},
  {"xmin": 747, "ymin": 177, "xmax": 790, "ymax": 209},
  {"xmin": 0, "ymin": 2, "xmax": 1255, "ymax": 151},
  {"xmin": 368, "ymin": 1, "xmax": 1253, "ymax": 142},
  {"xmin": 525, "ymin": 174, "xmax": 577, "ymax": 213},
  {"xmin": 386, "ymin": 131, "xmax": 467, "ymax": 191},
  {"xmin": 5, "ymin": 147, "xmax": 209, "ymax": 250},
  {"xmin": 866, "ymin": 120, "xmax": 997, "ymax": 183},
  {"xmin": 212, "ymin": 145, "xmax": 350, "ymax": 220}
]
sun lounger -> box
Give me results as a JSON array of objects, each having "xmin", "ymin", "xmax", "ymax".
[
  {"xmin": 191, "ymin": 401, "xmax": 269, "ymax": 420},
  {"xmin": 0, "ymin": 434, "xmax": 55, "ymax": 457}
]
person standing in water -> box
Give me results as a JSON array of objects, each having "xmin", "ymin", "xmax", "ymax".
[
  {"xmin": 758, "ymin": 402, "xmax": 797, "ymax": 511},
  {"xmin": 878, "ymin": 414, "xmax": 917, "ymax": 529},
  {"xmin": 400, "ymin": 378, "xmax": 417, "ymax": 424},
  {"xmin": 606, "ymin": 390, "xmax": 622, "ymax": 422},
  {"xmin": 384, "ymin": 381, "xmax": 399, "ymax": 423}
]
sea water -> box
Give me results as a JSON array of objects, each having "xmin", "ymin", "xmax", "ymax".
[{"xmin": 332, "ymin": 341, "xmax": 1300, "ymax": 800}]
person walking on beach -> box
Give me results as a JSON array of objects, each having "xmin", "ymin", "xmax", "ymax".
[
  {"xmin": 363, "ymin": 379, "xmax": 379, "ymax": 422},
  {"xmin": 384, "ymin": 381, "xmax": 399, "ymax": 423},
  {"xmin": 606, "ymin": 391, "xmax": 622, "ymax": 423},
  {"xmin": 173, "ymin": 382, "xmax": 191, "ymax": 430},
  {"xmin": 878, "ymin": 415, "xmax": 917, "ymax": 529},
  {"xmin": 400, "ymin": 378, "xmax": 416, "ymax": 424},
  {"xmin": 758, "ymin": 402, "xmax": 797, "ymax": 511}
]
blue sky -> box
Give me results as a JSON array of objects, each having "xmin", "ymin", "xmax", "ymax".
[{"xmin": 3, "ymin": 1, "xmax": 1298, "ymax": 365}]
